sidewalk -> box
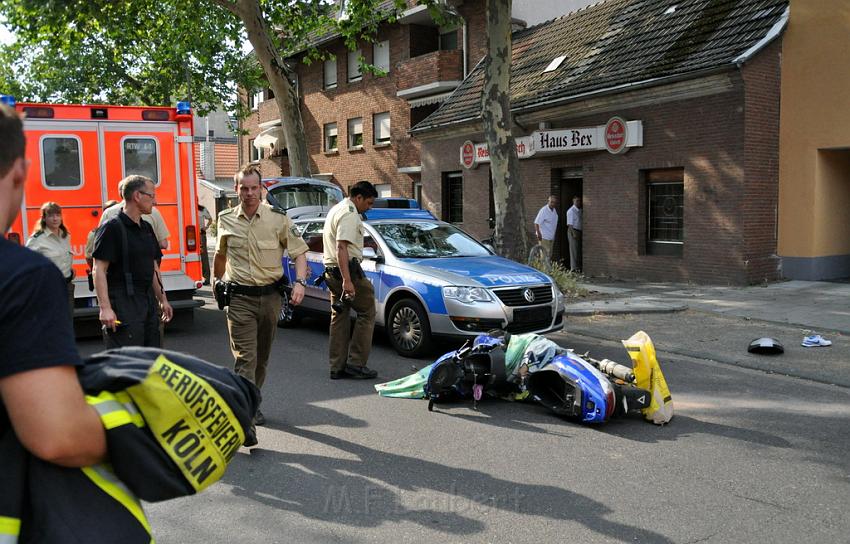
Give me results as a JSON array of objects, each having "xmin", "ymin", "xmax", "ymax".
[{"xmin": 551, "ymin": 279, "xmax": 850, "ymax": 388}]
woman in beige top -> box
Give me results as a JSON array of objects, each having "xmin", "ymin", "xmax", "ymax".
[{"xmin": 26, "ymin": 201, "xmax": 75, "ymax": 321}]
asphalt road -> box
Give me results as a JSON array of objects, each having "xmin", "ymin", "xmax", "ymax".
[{"xmin": 77, "ymin": 294, "xmax": 850, "ymax": 544}]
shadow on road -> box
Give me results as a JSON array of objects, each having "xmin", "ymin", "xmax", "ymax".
[{"xmin": 221, "ymin": 424, "xmax": 673, "ymax": 542}]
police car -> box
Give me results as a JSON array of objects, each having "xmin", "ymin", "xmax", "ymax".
[{"xmin": 280, "ymin": 201, "xmax": 565, "ymax": 357}]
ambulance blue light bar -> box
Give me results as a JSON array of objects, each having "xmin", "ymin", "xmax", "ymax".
[
  {"xmin": 0, "ymin": 95, "xmax": 16, "ymax": 107},
  {"xmin": 176, "ymin": 101, "xmax": 191, "ymax": 115}
]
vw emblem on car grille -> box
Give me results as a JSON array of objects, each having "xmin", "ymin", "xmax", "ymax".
[{"xmin": 523, "ymin": 288, "xmax": 535, "ymax": 303}]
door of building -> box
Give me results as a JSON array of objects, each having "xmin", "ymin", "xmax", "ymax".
[{"xmin": 552, "ymin": 168, "xmax": 582, "ymax": 264}]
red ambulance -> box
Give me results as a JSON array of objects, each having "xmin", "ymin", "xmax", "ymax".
[{"xmin": 4, "ymin": 98, "xmax": 204, "ymax": 326}]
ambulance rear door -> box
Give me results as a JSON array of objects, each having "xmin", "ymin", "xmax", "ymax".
[
  {"xmin": 99, "ymin": 122, "xmax": 192, "ymax": 288},
  {"xmin": 22, "ymin": 118, "xmax": 105, "ymax": 281}
]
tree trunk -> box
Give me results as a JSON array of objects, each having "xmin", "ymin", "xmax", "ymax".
[
  {"xmin": 237, "ymin": 0, "xmax": 312, "ymax": 177},
  {"xmin": 481, "ymin": 0, "xmax": 527, "ymax": 262}
]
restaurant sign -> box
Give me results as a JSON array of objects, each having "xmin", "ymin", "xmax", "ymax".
[{"xmin": 460, "ymin": 117, "xmax": 642, "ymax": 169}]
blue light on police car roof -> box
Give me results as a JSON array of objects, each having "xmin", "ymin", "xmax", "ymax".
[
  {"xmin": 176, "ymin": 101, "xmax": 191, "ymax": 114},
  {"xmin": 0, "ymin": 95, "xmax": 16, "ymax": 107}
]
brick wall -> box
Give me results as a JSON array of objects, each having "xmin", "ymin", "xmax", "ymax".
[
  {"xmin": 458, "ymin": 1, "xmax": 489, "ymax": 68},
  {"xmin": 740, "ymin": 38, "xmax": 782, "ymax": 283},
  {"xmin": 396, "ymin": 50, "xmax": 463, "ymax": 92},
  {"xmin": 420, "ymin": 77, "xmax": 776, "ymax": 285},
  {"xmin": 193, "ymin": 143, "xmax": 203, "ymax": 179},
  {"xmin": 239, "ymin": 0, "xmax": 490, "ymax": 197},
  {"xmin": 213, "ymin": 143, "xmax": 239, "ymax": 181}
]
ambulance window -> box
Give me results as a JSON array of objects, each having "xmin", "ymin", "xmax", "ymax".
[
  {"xmin": 122, "ymin": 137, "xmax": 160, "ymax": 185},
  {"xmin": 41, "ymin": 137, "xmax": 83, "ymax": 188}
]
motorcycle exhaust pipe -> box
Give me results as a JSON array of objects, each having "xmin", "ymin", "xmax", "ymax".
[{"xmin": 591, "ymin": 358, "xmax": 635, "ymax": 383}]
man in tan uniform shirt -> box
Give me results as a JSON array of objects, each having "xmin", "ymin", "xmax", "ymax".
[
  {"xmin": 322, "ymin": 180, "xmax": 378, "ymax": 380},
  {"xmin": 214, "ymin": 165, "xmax": 308, "ymax": 443}
]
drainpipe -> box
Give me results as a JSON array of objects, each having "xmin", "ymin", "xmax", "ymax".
[{"xmin": 462, "ymin": 16, "xmax": 468, "ymax": 77}]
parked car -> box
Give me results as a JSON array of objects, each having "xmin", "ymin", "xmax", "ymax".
[
  {"xmin": 281, "ymin": 209, "xmax": 565, "ymax": 357},
  {"xmin": 263, "ymin": 177, "xmax": 344, "ymax": 219}
]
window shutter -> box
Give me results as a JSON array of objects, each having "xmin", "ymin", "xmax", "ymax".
[
  {"xmin": 374, "ymin": 112, "xmax": 390, "ymax": 143},
  {"xmin": 374, "ymin": 40, "xmax": 390, "ymax": 73},
  {"xmin": 324, "ymin": 57, "xmax": 337, "ymax": 88},
  {"xmin": 348, "ymin": 50, "xmax": 362, "ymax": 81}
]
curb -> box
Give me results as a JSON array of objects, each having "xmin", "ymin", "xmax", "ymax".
[
  {"xmin": 551, "ymin": 328, "xmax": 850, "ymax": 389},
  {"xmin": 564, "ymin": 303, "xmax": 688, "ymax": 316}
]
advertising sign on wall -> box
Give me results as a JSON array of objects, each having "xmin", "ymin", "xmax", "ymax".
[{"xmin": 460, "ymin": 118, "xmax": 643, "ymax": 168}]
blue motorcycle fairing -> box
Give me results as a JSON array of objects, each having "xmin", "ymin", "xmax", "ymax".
[{"xmin": 544, "ymin": 353, "xmax": 615, "ymax": 423}]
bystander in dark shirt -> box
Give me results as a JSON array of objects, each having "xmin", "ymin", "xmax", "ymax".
[
  {"xmin": 0, "ymin": 238, "xmax": 81, "ymax": 431},
  {"xmin": 93, "ymin": 211, "xmax": 163, "ymax": 292}
]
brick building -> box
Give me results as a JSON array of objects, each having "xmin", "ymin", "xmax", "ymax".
[
  {"xmin": 412, "ymin": 0, "xmax": 789, "ymax": 285},
  {"xmin": 240, "ymin": 0, "xmax": 576, "ymax": 207},
  {"xmin": 194, "ymin": 111, "xmax": 239, "ymax": 218}
]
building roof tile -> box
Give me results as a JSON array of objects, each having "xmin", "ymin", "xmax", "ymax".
[{"xmin": 413, "ymin": 0, "xmax": 788, "ymax": 132}]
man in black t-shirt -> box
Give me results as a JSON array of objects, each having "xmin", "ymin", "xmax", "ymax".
[
  {"xmin": 0, "ymin": 103, "xmax": 106, "ymax": 469},
  {"xmin": 93, "ymin": 175, "xmax": 173, "ymax": 348}
]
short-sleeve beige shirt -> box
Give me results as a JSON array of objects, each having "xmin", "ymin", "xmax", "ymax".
[
  {"xmin": 84, "ymin": 229, "xmax": 97, "ymax": 259},
  {"xmin": 217, "ymin": 202, "xmax": 308, "ymax": 286},
  {"xmin": 26, "ymin": 230, "xmax": 73, "ymax": 278},
  {"xmin": 323, "ymin": 198, "xmax": 363, "ymax": 265},
  {"xmin": 100, "ymin": 203, "xmax": 170, "ymax": 243}
]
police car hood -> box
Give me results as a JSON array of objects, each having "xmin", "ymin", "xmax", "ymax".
[{"xmin": 400, "ymin": 256, "xmax": 550, "ymax": 287}]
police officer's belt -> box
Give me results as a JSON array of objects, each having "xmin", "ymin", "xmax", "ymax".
[{"xmin": 230, "ymin": 282, "xmax": 278, "ymax": 296}]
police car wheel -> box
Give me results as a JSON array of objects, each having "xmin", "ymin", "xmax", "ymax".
[{"xmin": 387, "ymin": 298, "xmax": 432, "ymax": 358}]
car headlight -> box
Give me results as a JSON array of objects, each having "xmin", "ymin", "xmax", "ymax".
[{"xmin": 442, "ymin": 286, "xmax": 492, "ymax": 303}]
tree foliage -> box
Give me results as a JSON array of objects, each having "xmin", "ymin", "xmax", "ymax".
[{"xmin": 0, "ymin": 0, "xmax": 423, "ymax": 118}]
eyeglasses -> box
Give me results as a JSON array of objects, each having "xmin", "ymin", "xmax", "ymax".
[{"xmin": 138, "ymin": 190, "xmax": 155, "ymax": 199}]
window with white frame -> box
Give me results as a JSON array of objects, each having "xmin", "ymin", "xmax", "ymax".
[
  {"xmin": 122, "ymin": 137, "xmax": 160, "ymax": 185},
  {"xmin": 373, "ymin": 112, "xmax": 390, "ymax": 145},
  {"xmin": 348, "ymin": 117, "xmax": 363, "ymax": 148},
  {"xmin": 348, "ymin": 49, "xmax": 362, "ymax": 82},
  {"xmin": 249, "ymin": 139, "xmax": 266, "ymax": 162},
  {"xmin": 375, "ymin": 183, "xmax": 391, "ymax": 198},
  {"xmin": 41, "ymin": 136, "xmax": 83, "ymax": 188},
  {"xmin": 324, "ymin": 56, "xmax": 337, "ymax": 89},
  {"xmin": 373, "ymin": 40, "xmax": 390, "ymax": 73},
  {"xmin": 337, "ymin": 0, "xmax": 349, "ymax": 21},
  {"xmin": 249, "ymin": 90, "xmax": 263, "ymax": 110},
  {"xmin": 324, "ymin": 122, "xmax": 338, "ymax": 152}
]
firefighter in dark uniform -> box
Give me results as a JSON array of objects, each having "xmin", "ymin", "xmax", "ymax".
[
  {"xmin": 0, "ymin": 103, "xmax": 107, "ymax": 542},
  {"xmin": 213, "ymin": 165, "xmax": 308, "ymax": 437},
  {"xmin": 93, "ymin": 175, "xmax": 173, "ymax": 348},
  {"xmin": 322, "ymin": 180, "xmax": 378, "ymax": 380}
]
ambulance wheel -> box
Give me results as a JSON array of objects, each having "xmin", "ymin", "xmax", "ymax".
[{"xmin": 387, "ymin": 298, "xmax": 432, "ymax": 358}]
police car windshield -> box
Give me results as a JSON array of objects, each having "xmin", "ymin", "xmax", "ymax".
[
  {"xmin": 268, "ymin": 184, "xmax": 343, "ymax": 211},
  {"xmin": 373, "ymin": 222, "xmax": 490, "ymax": 258}
]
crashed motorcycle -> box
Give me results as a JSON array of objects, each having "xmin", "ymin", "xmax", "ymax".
[{"xmin": 377, "ymin": 330, "xmax": 673, "ymax": 425}]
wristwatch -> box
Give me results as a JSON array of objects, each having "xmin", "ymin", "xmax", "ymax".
[{"xmin": 294, "ymin": 277, "xmax": 308, "ymax": 287}]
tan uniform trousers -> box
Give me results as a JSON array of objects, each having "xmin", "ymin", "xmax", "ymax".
[
  {"xmin": 539, "ymin": 239, "xmax": 554, "ymax": 262},
  {"xmin": 325, "ymin": 274, "xmax": 376, "ymax": 372},
  {"xmin": 226, "ymin": 292, "xmax": 281, "ymax": 389}
]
